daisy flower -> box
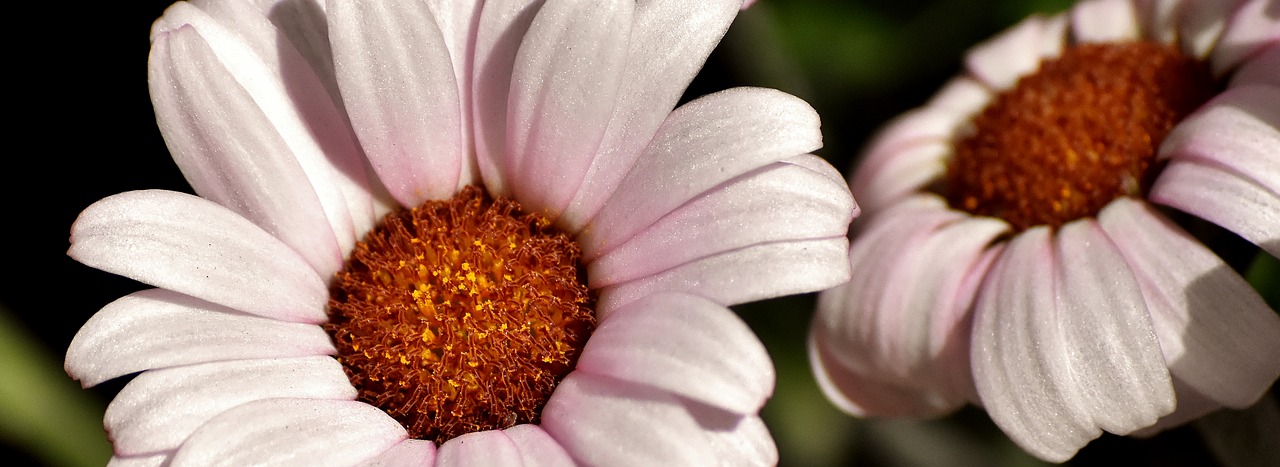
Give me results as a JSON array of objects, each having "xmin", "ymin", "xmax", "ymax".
[
  {"xmin": 810, "ymin": 0, "xmax": 1280, "ymax": 461},
  {"xmin": 66, "ymin": 0, "xmax": 855, "ymax": 465}
]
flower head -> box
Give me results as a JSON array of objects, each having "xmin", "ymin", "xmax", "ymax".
[
  {"xmin": 66, "ymin": 0, "xmax": 855, "ymax": 464},
  {"xmin": 811, "ymin": 0, "xmax": 1280, "ymax": 461}
]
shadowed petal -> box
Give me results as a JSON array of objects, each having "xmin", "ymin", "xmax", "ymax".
[
  {"xmin": 150, "ymin": 25, "xmax": 344, "ymax": 274},
  {"xmin": 328, "ymin": 0, "xmax": 464, "ymax": 205},
  {"xmin": 472, "ymin": 0, "xmax": 547, "ymax": 197},
  {"xmin": 1175, "ymin": 0, "xmax": 1235, "ymax": 59},
  {"xmin": 1210, "ymin": 0, "xmax": 1280, "ymax": 75},
  {"xmin": 65, "ymin": 289, "xmax": 335, "ymax": 388},
  {"xmin": 106, "ymin": 356, "xmax": 356, "ymax": 456},
  {"xmin": 437, "ymin": 431, "xmax": 522, "ymax": 467},
  {"xmin": 171, "ymin": 399, "xmax": 406, "ymax": 466},
  {"xmin": 1099, "ymin": 199, "xmax": 1280, "ymax": 408},
  {"xmin": 683, "ymin": 403, "xmax": 777, "ymax": 467},
  {"xmin": 68, "ymin": 190, "xmax": 328, "ymax": 324},
  {"xmin": 540, "ymin": 372, "xmax": 716, "ymax": 466},
  {"xmin": 503, "ymin": 425, "xmax": 575, "ymax": 467},
  {"xmin": 1230, "ymin": 44, "xmax": 1279, "ymax": 88},
  {"xmin": 1150, "ymin": 160, "xmax": 1280, "ymax": 257},
  {"xmin": 577, "ymin": 293, "xmax": 773, "ymax": 413},
  {"xmin": 360, "ymin": 439, "xmax": 437, "ymax": 467}
]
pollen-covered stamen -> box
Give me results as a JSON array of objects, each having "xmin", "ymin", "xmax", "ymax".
[
  {"xmin": 325, "ymin": 186, "xmax": 595, "ymax": 444},
  {"xmin": 943, "ymin": 41, "xmax": 1216, "ymax": 230}
]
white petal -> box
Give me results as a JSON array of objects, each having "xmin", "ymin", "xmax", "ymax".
[
  {"xmin": 472, "ymin": 0, "xmax": 547, "ymax": 197},
  {"xmin": 503, "ymin": 425, "xmax": 575, "ymax": 467},
  {"xmin": 1157, "ymin": 85, "xmax": 1280, "ymax": 197},
  {"xmin": 108, "ymin": 451, "xmax": 171, "ymax": 467},
  {"xmin": 65, "ymin": 289, "xmax": 335, "ymax": 388},
  {"xmin": 502, "ymin": 0, "xmax": 633, "ymax": 217},
  {"xmin": 540, "ymin": 372, "xmax": 717, "ymax": 466},
  {"xmin": 328, "ymin": 0, "xmax": 464, "ymax": 205},
  {"xmin": 965, "ymin": 15, "xmax": 1064, "ymax": 90},
  {"xmin": 559, "ymin": 0, "xmax": 743, "ymax": 231},
  {"xmin": 577, "ymin": 292, "xmax": 773, "ymax": 413},
  {"xmin": 849, "ymin": 141, "xmax": 949, "ymax": 217},
  {"xmin": 359, "ymin": 439, "xmax": 437, "ymax": 467},
  {"xmin": 436, "ymin": 430, "xmax": 523, "ymax": 467},
  {"xmin": 1071, "ymin": 0, "xmax": 1140, "ymax": 43},
  {"xmin": 106, "ymin": 356, "xmax": 355, "ymax": 456},
  {"xmin": 1150, "ymin": 158, "xmax": 1280, "ymax": 257},
  {"xmin": 150, "ymin": 25, "xmax": 343, "ymax": 274},
  {"xmin": 588, "ymin": 155, "xmax": 854, "ymax": 285},
  {"xmin": 1210, "ymin": 0, "xmax": 1280, "ymax": 75},
  {"xmin": 683, "ymin": 404, "xmax": 777, "ymax": 467},
  {"xmin": 595, "ymin": 237, "xmax": 850, "ymax": 313},
  {"xmin": 582, "ymin": 87, "xmax": 822, "ymax": 254},
  {"xmin": 67, "ymin": 190, "xmax": 328, "ymax": 323},
  {"xmin": 1098, "ymin": 199, "xmax": 1280, "ymax": 408},
  {"xmin": 171, "ymin": 399, "xmax": 406, "ymax": 466}
]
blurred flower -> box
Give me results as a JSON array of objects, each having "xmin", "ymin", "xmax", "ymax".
[
  {"xmin": 811, "ymin": 0, "xmax": 1280, "ymax": 461},
  {"xmin": 65, "ymin": 0, "xmax": 854, "ymax": 465}
]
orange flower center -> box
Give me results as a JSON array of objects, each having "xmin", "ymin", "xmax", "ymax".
[
  {"xmin": 944, "ymin": 41, "xmax": 1216, "ymax": 230},
  {"xmin": 325, "ymin": 186, "xmax": 595, "ymax": 443}
]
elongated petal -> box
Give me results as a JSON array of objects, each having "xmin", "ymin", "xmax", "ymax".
[
  {"xmin": 1150, "ymin": 159, "xmax": 1280, "ymax": 257},
  {"xmin": 68, "ymin": 190, "xmax": 328, "ymax": 323},
  {"xmin": 683, "ymin": 403, "xmax": 777, "ymax": 467},
  {"xmin": 1158, "ymin": 85, "xmax": 1280, "ymax": 195},
  {"xmin": 1071, "ymin": 0, "xmax": 1140, "ymax": 43},
  {"xmin": 503, "ymin": 0, "xmax": 632, "ymax": 217},
  {"xmin": 503, "ymin": 425, "xmax": 575, "ymax": 467},
  {"xmin": 582, "ymin": 88, "xmax": 822, "ymax": 254},
  {"xmin": 849, "ymin": 142, "xmax": 949, "ymax": 218},
  {"xmin": 106, "ymin": 356, "xmax": 355, "ymax": 456},
  {"xmin": 436, "ymin": 431, "xmax": 522, "ymax": 467},
  {"xmin": 965, "ymin": 15, "xmax": 1065, "ymax": 90},
  {"xmin": 360, "ymin": 439, "xmax": 437, "ymax": 467},
  {"xmin": 1098, "ymin": 199, "xmax": 1280, "ymax": 408},
  {"xmin": 472, "ymin": 0, "xmax": 547, "ymax": 197},
  {"xmin": 540, "ymin": 372, "xmax": 717, "ymax": 466},
  {"xmin": 1175, "ymin": 0, "xmax": 1235, "ymax": 59},
  {"xmin": 560, "ymin": 0, "xmax": 743, "ymax": 230},
  {"xmin": 150, "ymin": 26, "xmax": 343, "ymax": 274},
  {"xmin": 577, "ymin": 293, "xmax": 773, "ymax": 413},
  {"xmin": 65, "ymin": 289, "xmax": 335, "ymax": 388},
  {"xmin": 1210, "ymin": 0, "xmax": 1280, "ymax": 75},
  {"xmin": 329, "ymin": 0, "xmax": 464, "ymax": 205},
  {"xmin": 588, "ymin": 156, "xmax": 854, "ymax": 285},
  {"xmin": 171, "ymin": 399, "xmax": 405, "ymax": 466},
  {"xmin": 596, "ymin": 237, "xmax": 849, "ymax": 312}
]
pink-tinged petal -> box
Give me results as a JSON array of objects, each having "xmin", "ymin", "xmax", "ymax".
[
  {"xmin": 965, "ymin": 15, "xmax": 1065, "ymax": 90},
  {"xmin": 1136, "ymin": 0, "xmax": 1182, "ymax": 43},
  {"xmin": 595, "ymin": 236, "xmax": 850, "ymax": 312},
  {"xmin": 153, "ymin": 1, "xmax": 376, "ymax": 257},
  {"xmin": 683, "ymin": 404, "xmax": 777, "ymax": 467},
  {"xmin": 503, "ymin": 0, "xmax": 632, "ymax": 218},
  {"xmin": 473, "ymin": 0, "xmax": 547, "ymax": 197},
  {"xmin": 105, "ymin": 356, "xmax": 355, "ymax": 456},
  {"xmin": 850, "ymin": 141, "xmax": 950, "ymax": 217},
  {"xmin": 424, "ymin": 0, "xmax": 484, "ymax": 188},
  {"xmin": 65, "ymin": 289, "xmax": 335, "ymax": 388},
  {"xmin": 582, "ymin": 88, "xmax": 822, "ymax": 253},
  {"xmin": 1098, "ymin": 199, "xmax": 1280, "ymax": 408},
  {"xmin": 1052, "ymin": 220, "xmax": 1174, "ymax": 435},
  {"xmin": 1211, "ymin": 0, "xmax": 1280, "ymax": 75},
  {"xmin": 436, "ymin": 431, "xmax": 522, "ymax": 467},
  {"xmin": 971, "ymin": 227, "xmax": 1102, "ymax": 462},
  {"xmin": 171, "ymin": 399, "xmax": 406, "ymax": 466},
  {"xmin": 503, "ymin": 425, "xmax": 575, "ymax": 467},
  {"xmin": 588, "ymin": 155, "xmax": 854, "ymax": 285},
  {"xmin": 108, "ymin": 451, "xmax": 171, "ymax": 467},
  {"xmin": 577, "ymin": 292, "xmax": 773, "ymax": 413},
  {"xmin": 540, "ymin": 372, "xmax": 717, "ymax": 466},
  {"xmin": 150, "ymin": 26, "xmax": 343, "ymax": 274},
  {"xmin": 1175, "ymin": 0, "xmax": 1236, "ymax": 59},
  {"xmin": 1158, "ymin": 86, "xmax": 1280, "ymax": 194},
  {"xmin": 1071, "ymin": 0, "xmax": 1140, "ymax": 43},
  {"xmin": 926, "ymin": 76, "xmax": 993, "ymax": 116},
  {"xmin": 559, "ymin": 0, "xmax": 743, "ymax": 231},
  {"xmin": 1150, "ymin": 160, "xmax": 1280, "ymax": 257},
  {"xmin": 360, "ymin": 439, "xmax": 437, "ymax": 467},
  {"xmin": 328, "ymin": 0, "xmax": 464, "ymax": 205},
  {"xmin": 1230, "ymin": 44, "xmax": 1279, "ymax": 88},
  {"xmin": 68, "ymin": 190, "xmax": 328, "ymax": 323}
]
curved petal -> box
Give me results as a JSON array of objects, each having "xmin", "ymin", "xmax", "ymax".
[
  {"xmin": 1175, "ymin": 0, "xmax": 1236, "ymax": 59},
  {"xmin": 328, "ymin": 0, "xmax": 464, "ymax": 205},
  {"xmin": 436, "ymin": 430, "xmax": 523, "ymax": 467},
  {"xmin": 359, "ymin": 439, "xmax": 437, "ymax": 467},
  {"xmin": 1157, "ymin": 85, "xmax": 1280, "ymax": 197},
  {"xmin": 171, "ymin": 399, "xmax": 406, "ymax": 466},
  {"xmin": 65, "ymin": 289, "xmax": 335, "ymax": 388},
  {"xmin": 849, "ymin": 141, "xmax": 949, "ymax": 218},
  {"xmin": 577, "ymin": 292, "xmax": 773, "ymax": 414},
  {"xmin": 582, "ymin": 87, "xmax": 822, "ymax": 254},
  {"xmin": 503, "ymin": 425, "xmax": 575, "ymax": 467},
  {"xmin": 106, "ymin": 356, "xmax": 355, "ymax": 456},
  {"xmin": 1098, "ymin": 199, "xmax": 1280, "ymax": 408},
  {"xmin": 1071, "ymin": 0, "xmax": 1140, "ymax": 43},
  {"xmin": 1210, "ymin": 0, "xmax": 1280, "ymax": 75},
  {"xmin": 68, "ymin": 190, "xmax": 328, "ymax": 323},
  {"xmin": 1230, "ymin": 44, "xmax": 1279, "ymax": 88},
  {"xmin": 965, "ymin": 15, "xmax": 1065, "ymax": 90},
  {"xmin": 150, "ymin": 25, "xmax": 344, "ymax": 274},
  {"xmin": 595, "ymin": 236, "xmax": 850, "ymax": 312},
  {"xmin": 683, "ymin": 403, "xmax": 777, "ymax": 467},
  {"xmin": 540, "ymin": 372, "xmax": 717, "ymax": 466},
  {"xmin": 560, "ymin": 0, "xmax": 744, "ymax": 231},
  {"xmin": 1150, "ymin": 159, "xmax": 1280, "ymax": 258},
  {"xmin": 587, "ymin": 155, "xmax": 854, "ymax": 285},
  {"xmin": 473, "ymin": 0, "xmax": 547, "ymax": 197},
  {"xmin": 502, "ymin": 0, "xmax": 632, "ymax": 218}
]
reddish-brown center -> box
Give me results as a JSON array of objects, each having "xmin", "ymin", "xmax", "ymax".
[
  {"xmin": 944, "ymin": 41, "xmax": 1215, "ymax": 230},
  {"xmin": 325, "ymin": 186, "xmax": 595, "ymax": 443}
]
